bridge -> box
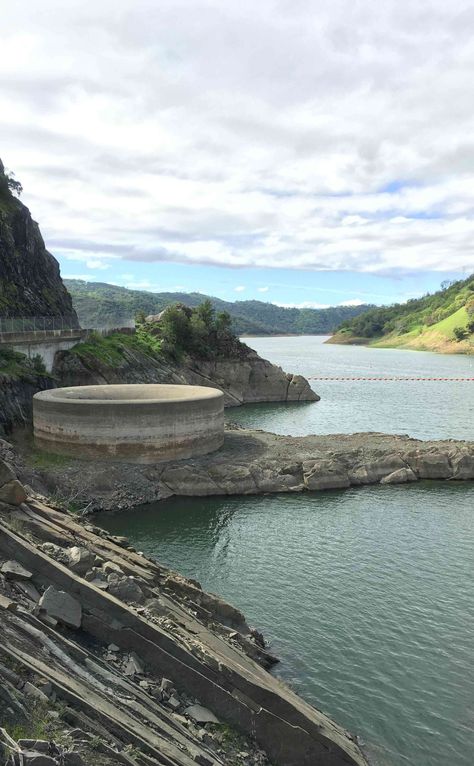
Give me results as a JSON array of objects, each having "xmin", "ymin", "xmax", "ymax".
[{"xmin": 0, "ymin": 316, "xmax": 132, "ymax": 372}]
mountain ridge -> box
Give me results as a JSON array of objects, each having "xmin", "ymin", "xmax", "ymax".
[{"xmin": 65, "ymin": 278, "xmax": 372, "ymax": 335}]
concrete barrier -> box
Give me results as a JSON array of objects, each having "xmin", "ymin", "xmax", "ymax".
[{"xmin": 33, "ymin": 384, "xmax": 224, "ymax": 463}]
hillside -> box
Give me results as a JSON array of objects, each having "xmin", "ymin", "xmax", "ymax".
[
  {"xmin": 329, "ymin": 275, "xmax": 474, "ymax": 354},
  {"xmin": 0, "ymin": 160, "xmax": 78, "ymax": 323},
  {"xmin": 65, "ymin": 279, "xmax": 371, "ymax": 335}
]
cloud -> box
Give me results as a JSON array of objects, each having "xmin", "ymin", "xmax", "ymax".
[
  {"xmin": 234, "ymin": 285, "xmax": 246, "ymax": 292},
  {"xmin": 340, "ymin": 299, "xmax": 365, "ymax": 306},
  {"xmin": 2, "ymin": 1, "xmax": 474, "ymax": 275},
  {"xmin": 257, "ymin": 286, "xmax": 269, "ymax": 292}
]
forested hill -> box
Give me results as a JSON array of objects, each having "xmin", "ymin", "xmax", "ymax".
[
  {"xmin": 65, "ymin": 279, "xmax": 371, "ymax": 335},
  {"xmin": 330, "ymin": 275, "xmax": 474, "ymax": 354}
]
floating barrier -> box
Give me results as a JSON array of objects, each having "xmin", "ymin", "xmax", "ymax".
[{"xmin": 308, "ymin": 377, "xmax": 474, "ymax": 381}]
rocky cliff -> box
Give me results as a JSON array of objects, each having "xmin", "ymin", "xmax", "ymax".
[
  {"xmin": 54, "ymin": 342, "xmax": 319, "ymax": 407},
  {"xmin": 0, "ymin": 159, "xmax": 78, "ymax": 322}
]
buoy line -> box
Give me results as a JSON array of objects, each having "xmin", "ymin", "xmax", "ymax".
[{"xmin": 307, "ymin": 377, "xmax": 474, "ymax": 381}]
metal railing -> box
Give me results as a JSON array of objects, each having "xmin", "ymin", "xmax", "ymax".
[{"xmin": 0, "ymin": 315, "xmax": 80, "ymax": 333}]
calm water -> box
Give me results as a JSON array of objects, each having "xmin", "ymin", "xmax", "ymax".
[
  {"xmin": 96, "ymin": 338, "xmax": 474, "ymax": 766},
  {"xmin": 230, "ymin": 336, "xmax": 474, "ymax": 441}
]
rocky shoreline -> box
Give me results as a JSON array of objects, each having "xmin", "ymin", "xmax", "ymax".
[
  {"xmin": 12, "ymin": 426, "xmax": 474, "ymax": 512},
  {"xmin": 0, "ymin": 456, "xmax": 368, "ymax": 766}
]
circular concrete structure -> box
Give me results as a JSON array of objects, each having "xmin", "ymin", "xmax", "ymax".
[{"xmin": 33, "ymin": 384, "xmax": 224, "ymax": 464}]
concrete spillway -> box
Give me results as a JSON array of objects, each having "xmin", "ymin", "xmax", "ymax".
[{"xmin": 33, "ymin": 384, "xmax": 224, "ymax": 463}]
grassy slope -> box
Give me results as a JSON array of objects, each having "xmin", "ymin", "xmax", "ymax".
[
  {"xmin": 330, "ymin": 276, "xmax": 474, "ymax": 354},
  {"xmin": 372, "ymin": 307, "xmax": 472, "ymax": 353}
]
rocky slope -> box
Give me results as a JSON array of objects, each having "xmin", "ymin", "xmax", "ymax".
[
  {"xmin": 14, "ymin": 427, "xmax": 474, "ymax": 511},
  {"xmin": 0, "ymin": 451, "xmax": 368, "ymax": 766},
  {"xmin": 0, "ymin": 160, "xmax": 78, "ymax": 322},
  {"xmin": 54, "ymin": 343, "xmax": 318, "ymax": 408}
]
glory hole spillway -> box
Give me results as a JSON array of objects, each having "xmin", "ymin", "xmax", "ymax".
[{"xmin": 32, "ymin": 383, "xmax": 225, "ymax": 462}]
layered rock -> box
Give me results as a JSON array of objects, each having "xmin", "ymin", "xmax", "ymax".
[
  {"xmin": 54, "ymin": 345, "xmax": 319, "ymax": 408},
  {"xmin": 0, "ymin": 462, "xmax": 368, "ymax": 766}
]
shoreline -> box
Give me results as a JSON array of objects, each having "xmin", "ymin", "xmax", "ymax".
[
  {"xmin": 11, "ymin": 426, "xmax": 474, "ymax": 513},
  {"xmin": 0, "ymin": 450, "xmax": 369, "ymax": 766}
]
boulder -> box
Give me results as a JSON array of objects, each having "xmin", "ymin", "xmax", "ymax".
[
  {"xmin": 38, "ymin": 586, "xmax": 82, "ymax": 629},
  {"xmin": 406, "ymin": 450, "xmax": 452, "ymax": 479},
  {"xmin": 450, "ymin": 449, "xmax": 474, "ymax": 479},
  {"xmin": 349, "ymin": 455, "xmax": 407, "ymax": 485},
  {"xmin": 380, "ymin": 468, "xmax": 417, "ymax": 484},
  {"xmin": 185, "ymin": 704, "xmax": 220, "ymax": 724},
  {"xmin": 0, "ymin": 480, "xmax": 27, "ymax": 506},
  {"xmin": 1, "ymin": 561, "xmax": 33, "ymax": 580},
  {"xmin": 67, "ymin": 546, "xmax": 95, "ymax": 575},
  {"xmin": 108, "ymin": 576, "xmax": 145, "ymax": 604},
  {"xmin": 303, "ymin": 459, "xmax": 350, "ymax": 491}
]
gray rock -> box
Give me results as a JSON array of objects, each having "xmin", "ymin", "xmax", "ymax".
[
  {"xmin": 166, "ymin": 695, "xmax": 182, "ymax": 711},
  {"xmin": 67, "ymin": 546, "xmax": 95, "ymax": 575},
  {"xmin": 63, "ymin": 753, "xmax": 85, "ymax": 766},
  {"xmin": 0, "ymin": 459, "xmax": 15, "ymax": 487},
  {"xmin": 450, "ymin": 449, "xmax": 474, "ymax": 479},
  {"xmin": 20, "ymin": 754, "xmax": 57, "ymax": 766},
  {"xmin": 0, "ymin": 479, "xmax": 27, "ymax": 505},
  {"xmin": 102, "ymin": 560, "xmax": 123, "ymax": 575},
  {"xmin": 38, "ymin": 586, "xmax": 82, "ymax": 629},
  {"xmin": 185, "ymin": 704, "xmax": 220, "ymax": 724},
  {"xmin": 349, "ymin": 455, "xmax": 407, "ymax": 485},
  {"xmin": 1, "ymin": 560, "xmax": 33, "ymax": 580},
  {"xmin": 123, "ymin": 651, "xmax": 145, "ymax": 675},
  {"xmin": 23, "ymin": 683, "xmax": 49, "ymax": 704},
  {"xmin": 194, "ymin": 755, "xmax": 214, "ymax": 766},
  {"xmin": 380, "ymin": 468, "xmax": 417, "ymax": 484},
  {"xmin": 17, "ymin": 740, "xmax": 49, "ymax": 753},
  {"xmin": 303, "ymin": 459, "xmax": 350, "ymax": 491},
  {"xmin": 108, "ymin": 576, "xmax": 145, "ymax": 604},
  {"xmin": 406, "ymin": 450, "xmax": 452, "ymax": 479},
  {"xmin": 16, "ymin": 581, "xmax": 41, "ymax": 602}
]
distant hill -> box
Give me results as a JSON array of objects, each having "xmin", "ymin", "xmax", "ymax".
[
  {"xmin": 329, "ymin": 275, "xmax": 474, "ymax": 354},
  {"xmin": 65, "ymin": 280, "xmax": 371, "ymax": 336}
]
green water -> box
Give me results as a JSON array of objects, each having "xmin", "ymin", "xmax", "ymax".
[{"xmin": 96, "ymin": 338, "xmax": 474, "ymax": 766}]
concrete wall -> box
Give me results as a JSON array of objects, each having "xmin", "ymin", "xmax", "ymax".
[
  {"xmin": 33, "ymin": 384, "xmax": 224, "ymax": 463},
  {"xmin": 0, "ymin": 329, "xmax": 86, "ymax": 372}
]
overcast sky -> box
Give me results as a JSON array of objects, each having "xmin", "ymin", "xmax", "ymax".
[{"xmin": 1, "ymin": 0, "xmax": 473, "ymax": 306}]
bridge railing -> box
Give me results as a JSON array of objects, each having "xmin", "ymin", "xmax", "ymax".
[
  {"xmin": 0, "ymin": 315, "xmax": 80, "ymax": 334},
  {"xmin": 0, "ymin": 315, "xmax": 137, "ymax": 344}
]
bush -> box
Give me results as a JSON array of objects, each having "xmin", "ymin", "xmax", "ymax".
[{"xmin": 453, "ymin": 326, "xmax": 468, "ymax": 341}]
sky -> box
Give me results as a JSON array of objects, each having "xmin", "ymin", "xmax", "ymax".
[{"xmin": 1, "ymin": 0, "xmax": 474, "ymax": 308}]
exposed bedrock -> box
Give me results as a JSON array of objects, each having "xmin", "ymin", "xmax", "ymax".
[
  {"xmin": 53, "ymin": 347, "xmax": 319, "ymax": 408},
  {"xmin": 17, "ymin": 428, "xmax": 474, "ymax": 512},
  {"xmin": 0, "ymin": 462, "xmax": 368, "ymax": 766}
]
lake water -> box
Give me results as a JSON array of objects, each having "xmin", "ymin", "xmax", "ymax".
[
  {"xmin": 96, "ymin": 337, "xmax": 474, "ymax": 766},
  {"xmin": 230, "ymin": 336, "xmax": 474, "ymax": 441}
]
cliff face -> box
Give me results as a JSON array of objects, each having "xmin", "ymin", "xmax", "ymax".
[
  {"xmin": 53, "ymin": 344, "xmax": 319, "ymax": 407},
  {"xmin": 0, "ymin": 159, "xmax": 78, "ymax": 322}
]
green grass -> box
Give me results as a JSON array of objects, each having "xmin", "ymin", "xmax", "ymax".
[
  {"xmin": 72, "ymin": 330, "xmax": 162, "ymax": 367},
  {"xmin": 433, "ymin": 306, "xmax": 468, "ymax": 336}
]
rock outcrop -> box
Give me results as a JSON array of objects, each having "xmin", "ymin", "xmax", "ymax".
[
  {"xmin": 0, "ymin": 160, "xmax": 78, "ymax": 322},
  {"xmin": 54, "ymin": 345, "xmax": 319, "ymax": 408},
  {"xmin": 0, "ymin": 461, "xmax": 368, "ymax": 766},
  {"xmin": 13, "ymin": 428, "xmax": 474, "ymax": 511}
]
